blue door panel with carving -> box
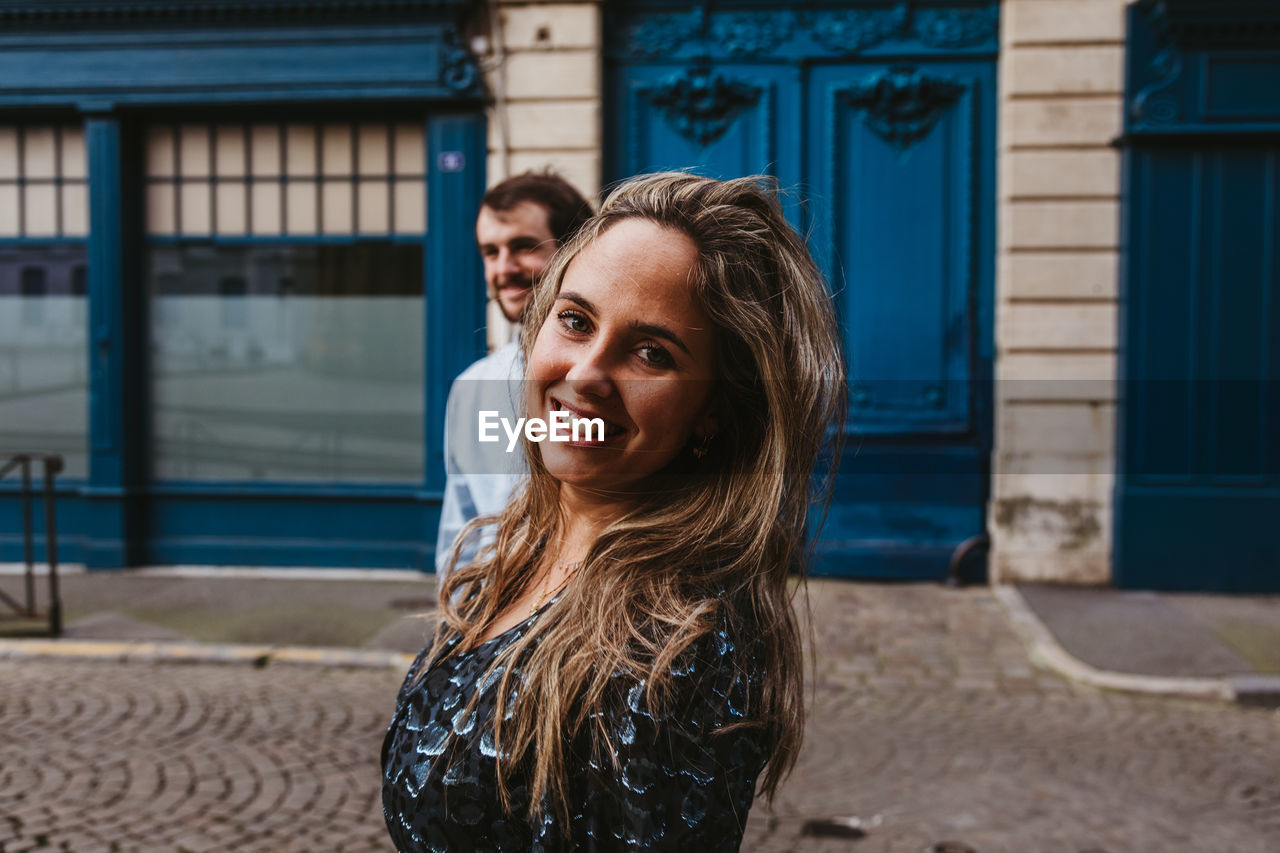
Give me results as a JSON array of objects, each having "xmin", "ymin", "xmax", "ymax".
[
  {"xmin": 809, "ymin": 62, "xmax": 990, "ymax": 436},
  {"xmin": 606, "ymin": 2, "xmax": 998, "ymax": 580},
  {"xmin": 610, "ymin": 62, "xmax": 800, "ymax": 185}
]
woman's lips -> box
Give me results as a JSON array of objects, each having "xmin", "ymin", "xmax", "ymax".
[{"xmin": 549, "ymin": 397, "xmax": 627, "ymax": 446}]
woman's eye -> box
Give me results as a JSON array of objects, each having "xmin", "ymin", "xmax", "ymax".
[
  {"xmin": 637, "ymin": 344, "xmax": 675, "ymax": 369},
  {"xmin": 557, "ymin": 310, "xmax": 590, "ymax": 334}
]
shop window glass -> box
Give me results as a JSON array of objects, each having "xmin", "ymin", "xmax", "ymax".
[
  {"xmin": 0, "ymin": 124, "xmax": 89, "ymax": 477},
  {"xmin": 20, "ymin": 267, "xmax": 45, "ymax": 324},
  {"xmin": 146, "ymin": 121, "xmax": 426, "ymax": 483}
]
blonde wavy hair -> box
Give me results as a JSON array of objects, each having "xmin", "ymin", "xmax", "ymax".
[{"xmin": 433, "ymin": 172, "xmax": 846, "ymax": 821}]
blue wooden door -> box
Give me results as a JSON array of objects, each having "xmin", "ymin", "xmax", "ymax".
[
  {"xmin": 1118, "ymin": 4, "xmax": 1280, "ymax": 593},
  {"xmin": 1119, "ymin": 147, "xmax": 1280, "ymax": 592},
  {"xmin": 606, "ymin": 2, "xmax": 998, "ymax": 579}
]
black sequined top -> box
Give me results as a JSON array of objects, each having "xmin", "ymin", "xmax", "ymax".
[{"xmin": 381, "ymin": 602, "xmax": 771, "ymax": 852}]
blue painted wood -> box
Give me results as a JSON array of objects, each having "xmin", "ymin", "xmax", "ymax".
[
  {"xmin": 0, "ymin": 487, "xmax": 89, "ymax": 567},
  {"xmin": 0, "ymin": 18, "xmax": 481, "ymax": 108},
  {"xmin": 0, "ymin": 29, "xmax": 430, "ymax": 92},
  {"xmin": 606, "ymin": 2, "xmax": 998, "ymax": 580},
  {"xmin": 142, "ymin": 492, "xmax": 439, "ymax": 570},
  {"xmin": 425, "ymin": 113, "xmax": 488, "ymax": 493},
  {"xmin": 86, "ymin": 116, "xmax": 123, "ymax": 470},
  {"xmin": 81, "ymin": 112, "xmax": 147, "ymax": 569},
  {"xmin": 612, "ymin": 63, "xmax": 791, "ymax": 178},
  {"xmin": 1127, "ymin": 0, "xmax": 1280, "ymax": 138},
  {"xmin": 1118, "ymin": 1, "xmax": 1280, "ymax": 593},
  {"xmin": 0, "ymin": 486, "xmax": 447, "ymax": 569},
  {"xmin": 809, "ymin": 63, "xmax": 987, "ymax": 436},
  {"xmin": 1116, "ymin": 490, "xmax": 1280, "ymax": 593},
  {"xmin": 0, "ymin": 1, "xmax": 471, "ymax": 24},
  {"xmin": 606, "ymin": 2, "xmax": 999, "ymax": 65}
]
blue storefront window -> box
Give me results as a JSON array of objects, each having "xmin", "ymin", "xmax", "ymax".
[
  {"xmin": 0, "ymin": 124, "xmax": 89, "ymax": 478},
  {"xmin": 0, "ymin": 1, "xmax": 486, "ymax": 569},
  {"xmin": 145, "ymin": 121, "xmax": 428, "ymax": 485}
]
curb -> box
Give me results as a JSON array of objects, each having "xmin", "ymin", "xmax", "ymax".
[
  {"xmin": 992, "ymin": 585, "xmax": 1239, "ymax": 704},
  {"xmin": 1228, "ymin": 675, "xmax": 1280, "ymax": 709},
  {"xmin": 0, "ymin": 563, "xmax": 425, "ymax": 582},
  {"xmin": 0, "ymin": 638, "xmax": 415, "ymax": 670}
]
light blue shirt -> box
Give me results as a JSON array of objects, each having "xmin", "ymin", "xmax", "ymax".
[{"xmin": 435, "ymin": 340, "xmax": 525, "ymax": 575}]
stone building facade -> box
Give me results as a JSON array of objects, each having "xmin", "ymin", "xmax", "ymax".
[
  {"xmin": 477, "ymin": 0, "xmax": 1126, "ymax": 585},
  {"xmin": 474, "ymin": 0, "xmax": 1279, "ymax": 592},
  {"xmin": 1, "ymin": 0, "xmax": 1272, "ymax": 591}
]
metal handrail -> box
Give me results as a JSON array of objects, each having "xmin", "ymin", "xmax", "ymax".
[{"xmin": 0, "ymin": 453, "xmax": 63, "ymax": 636}]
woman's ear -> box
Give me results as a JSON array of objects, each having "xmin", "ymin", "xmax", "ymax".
[{"xmin": 693, "ymin": 406, "xmax": 719, "ymax": 442}]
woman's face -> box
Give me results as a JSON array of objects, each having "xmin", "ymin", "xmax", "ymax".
[{"xmin": 527, "ymin": 218, "xmax": 717, "ymax": 496}]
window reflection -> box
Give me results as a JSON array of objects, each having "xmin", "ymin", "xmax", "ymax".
[
  {"xmin": 0, "ymin": 246, "xmax": 89, "ymax": 476},
  {"xmin": 148, "ymin": 244, "xmax": 425, "ymax": 483}
]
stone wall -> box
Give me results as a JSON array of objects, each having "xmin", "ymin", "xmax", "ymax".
[{"xmin": 989, "ymin": 0, "xmax": 1129, "ymax": 584}]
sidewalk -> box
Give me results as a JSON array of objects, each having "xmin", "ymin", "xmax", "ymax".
[
  {"xmin": 0, "ymin": 565, "xmax": 437, "ymax": 669},
  {"xmin": 2, "ymin": 565, "xmax": 1278, "ymax": 706},
  {"xmin": 996, "ymin": 582, "xmax": 1280, "ymax": 707}
]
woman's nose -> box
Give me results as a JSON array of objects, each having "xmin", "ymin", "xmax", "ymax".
[{"xmin": 564, "ymin": 342, "xmax": 614, "ymax": 398}]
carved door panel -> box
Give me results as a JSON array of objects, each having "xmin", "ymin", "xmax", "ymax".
[
  {"xmin": 809, "ymin": 63, "xmax": 985, "ymax": 435},
  {"xmin": 607, "ymin": 61, "xmax": 801, "ymax": 194},
  {"xmin": 605, "ymin": 2, "xmax": 998, "ymax": 580},
  {"xmin": 805, "ymin": 59, "xmax": 995, "ymax": 578}
]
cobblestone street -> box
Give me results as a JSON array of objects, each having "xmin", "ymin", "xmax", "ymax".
[
  {"xmin": 745, "ymin": 584, "xmax": 1280, "ymax": 852},
  {"xmin": 2, "ymin": 583, "xmax": 1277, "ymax": 852}
]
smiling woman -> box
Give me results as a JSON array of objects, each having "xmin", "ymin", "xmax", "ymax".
[
  {"xmin": 383, "ymin": 173, "xmax": 846, "ymax": 851},
  {"xmin": 529, "ymin": 217, "xmax": 716, "ymax": 494}
]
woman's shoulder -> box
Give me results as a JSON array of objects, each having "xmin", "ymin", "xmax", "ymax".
[
  {"xmin": 621, "ymin": 605, "xmax": 770, "ymax": 735},
  {"xmin": 567, "ymin": 606, "xmax": 773, "ymax": 847},
  {"xmin": 668, "ymin": 608, "xmax": 762, "ymax": 673}
]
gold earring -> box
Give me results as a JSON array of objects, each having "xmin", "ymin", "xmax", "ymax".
[{"xmin": 692, "ymin": 434, "xmax": 714, "ymax": 459}]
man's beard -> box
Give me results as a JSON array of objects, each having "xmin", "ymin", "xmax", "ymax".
[{"xmin": 495, "ymin": 276, "xmax": 534, "ymax": 323}]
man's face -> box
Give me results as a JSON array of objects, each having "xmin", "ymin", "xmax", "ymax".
[{"xmin": 476, "ymin": 201, "xmax": 558, "ymax": 323}]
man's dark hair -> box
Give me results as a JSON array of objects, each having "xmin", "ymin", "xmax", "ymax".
[{"xmin": 480, "ymin": 171, "xmax": 593, "ymax": 246}]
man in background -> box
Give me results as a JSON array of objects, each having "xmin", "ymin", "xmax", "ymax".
[{"xmin": 436, "ymin": 172, "xmax": 592, "ymax": 575}]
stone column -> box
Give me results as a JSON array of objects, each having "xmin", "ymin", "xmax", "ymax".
[{"xmin": 990, "ymin": 0, "xmax": 1130, "ymax": 584}]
